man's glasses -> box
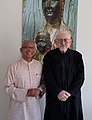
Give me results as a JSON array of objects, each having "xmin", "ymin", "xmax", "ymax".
[
  {"xmin": 55, "ymin": 38, "xmax": 71, "ymax": 44},
  {"xmin": 22, "ymin": 46, "xmax": 35, "ymax": 49}
]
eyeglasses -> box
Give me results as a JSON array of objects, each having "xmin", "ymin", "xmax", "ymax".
[
  {"xmin": 55, "ymin": 38, "xmax": 71, "ymax": 43},
  {"xmin": 22, "ymin": 46, "xmax": 35, "ymax": 49}
]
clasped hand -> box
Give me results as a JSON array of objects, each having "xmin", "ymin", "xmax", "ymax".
[
  {"xmin": 27, "ymin": 88, "xmax": 41, "ymax": 98},
  {"xmin": 57, "ymin": 90, "xmax": 71, "ymax": 101}
]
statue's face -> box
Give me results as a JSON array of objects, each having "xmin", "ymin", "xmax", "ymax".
[
  {"xmin": 35, "ymin": 34, "xmax": 52, "ymax": 54},
  {"xmin": 42, "ymin": 0, "xmax": 61, "ymax": 25}
]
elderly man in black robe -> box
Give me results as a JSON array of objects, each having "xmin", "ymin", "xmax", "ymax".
[{"xmin": 43, "ymin": 31, "xmax": 85, "ymax": 120}]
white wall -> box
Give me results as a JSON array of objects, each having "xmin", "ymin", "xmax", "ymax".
[
  {"xmin": 0, "ymin": 0, "xmax": 22, "ymax": 119},
  {"xmin": 77, "ymin": 0, "xmax": 92, "ymax": 119},
  {"xmin": 0, "ymin": 0, "xmax": 92, "ymax": 120}
]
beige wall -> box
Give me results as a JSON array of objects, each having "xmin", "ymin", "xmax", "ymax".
[{"xmin": 0, "ymin": 0, "xmax": 92, "ymax": 120}]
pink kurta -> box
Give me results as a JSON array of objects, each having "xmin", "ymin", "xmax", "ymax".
[{"xmin": 5, "ymin": 59, "xmax": 42, "ymax": 120}]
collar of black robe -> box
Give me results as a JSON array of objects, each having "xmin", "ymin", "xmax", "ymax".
[{"xmin": 57, "ymin": 48, "xmax": 70, "ymax": 55}]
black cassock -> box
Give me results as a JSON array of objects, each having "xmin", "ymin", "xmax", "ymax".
[{"xmin": 43, "ymin": 48, "xmax": 84, "ymax": 120}]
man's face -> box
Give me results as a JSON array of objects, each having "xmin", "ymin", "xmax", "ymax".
[
  {"xmin": 20, "ymin": 41, "xmax": 36, "ymax": 62},
  {"xmin": 54, "ymin": 32, "xmax": 72, "ymax": 52},
  {"xmin": 35, "ymin": 34, "xmax": 52, "ymax": 54},
  {"xmin": 42, "ymin": 0, "xmax": 61, "ymax": 24}
]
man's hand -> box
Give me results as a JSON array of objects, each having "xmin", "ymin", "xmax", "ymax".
[
  {"xmin": 27, "ymin": 88, "xmax": 41, "ymax": 97},
  {"xmin": 57, "ymin": 90, "xmax": 71, "ymax": 101}
]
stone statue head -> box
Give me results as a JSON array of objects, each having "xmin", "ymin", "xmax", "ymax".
[
  {"xmin": 42, "ymin": 0, "xmax": 62, "ymax": 25},
  {"xmin": 35, "ymin": 31, "xmax": 52, "ymax": 54}
]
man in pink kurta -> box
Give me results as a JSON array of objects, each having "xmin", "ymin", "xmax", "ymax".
[{"xmin": 5, "ymin": 41, "xmax": 43, "ymax": 120}]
